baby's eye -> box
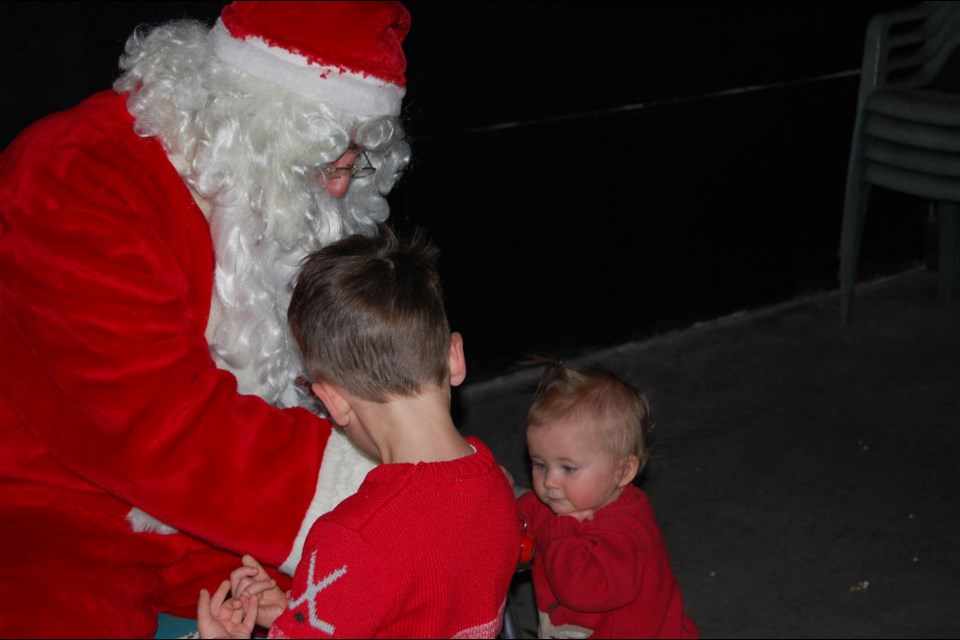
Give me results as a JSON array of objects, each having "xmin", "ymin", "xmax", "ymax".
[
  {"xmin": 562, "ymin": 465, "xmax": 577, "ymax": 474},
  {"xmin": 531, "ymin": 461, "xmax": 545, "ymax": 470}
]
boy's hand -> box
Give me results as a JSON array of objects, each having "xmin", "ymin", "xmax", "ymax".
[
  {"xmin": 197, "ymin": 579, "xmax": 258, "ymax": 639},
  {"xmin": 229, "ymin": 554, "xmax": 287, "ymax": 628}
]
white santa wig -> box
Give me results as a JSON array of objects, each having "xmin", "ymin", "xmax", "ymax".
[{"xmin": 113, "ymin": 16, "xmax": 412, "ymax": 409}]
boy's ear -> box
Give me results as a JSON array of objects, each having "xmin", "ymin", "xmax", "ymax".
[
  {"xmin": 448, "ymin": 331, "xmax": 467, "ymax": 387},
  {"xmin": 311, "ymin": 381, "xmax": 351, "ymax": 426},
  {"xmin": 617, "ymin": 455, "xmax": 641, "ymax": 488}
]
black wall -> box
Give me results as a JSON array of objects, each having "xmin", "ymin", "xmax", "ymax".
[{"xmin": 1, "ymin": 1, "xmax": 922, "ymax": 381}]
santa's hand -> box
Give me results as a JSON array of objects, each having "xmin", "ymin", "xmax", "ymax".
[
  {"xmin": 229, "ymin": 556, "xmax": 275, "ymax": 600},
  {"xmin": 230, "ymin": 554, "xmax": 287, "ymax": 628},
  {"xmin": 197, "ymin": 580, "xmax": 258, "ymax": 639}
]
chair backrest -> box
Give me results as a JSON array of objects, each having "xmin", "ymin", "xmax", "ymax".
[{"xmin": 859, "ymin": 2, "xmax": 960, "ymax": 104}]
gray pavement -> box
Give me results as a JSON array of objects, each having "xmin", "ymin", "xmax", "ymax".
[{"xmin": 456, "ymin": 267, "xmax": 960, "ymax": 639}]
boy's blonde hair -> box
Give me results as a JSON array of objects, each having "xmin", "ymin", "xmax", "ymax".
[
  {"xmin": 288, "ymin": 224, "xmax": 451, "ymax": 403},
  {"xmin": 526, "ymin": 358, "xmax": 653, "ymax": 475}
]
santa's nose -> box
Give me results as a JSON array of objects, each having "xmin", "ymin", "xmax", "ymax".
[{"xmin": 319, "ymin": 146, "xmax": 362, "ymax": 199}]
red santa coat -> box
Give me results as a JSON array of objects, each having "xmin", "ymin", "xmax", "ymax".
[{"xmin": 0, "ymin": 91, "xmax": 337, "ymax": 636}]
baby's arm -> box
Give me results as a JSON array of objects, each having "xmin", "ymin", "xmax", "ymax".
[{"xmin": 534, "ymin": 515, "xmax": 643, "ymax": 612}]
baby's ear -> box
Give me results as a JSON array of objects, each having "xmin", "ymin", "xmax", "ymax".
[
  {"xmin": 617, "ymin": 455, "xmax": 641, "ymax": 488},
  {"xmin": 311, "ymin": 382, "xmax": 351, "ymax": 426}
]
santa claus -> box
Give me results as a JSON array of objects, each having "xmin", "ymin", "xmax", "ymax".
[{"xmin": 0, "ymin": 2, "xmax": 411, "ymax": 636}]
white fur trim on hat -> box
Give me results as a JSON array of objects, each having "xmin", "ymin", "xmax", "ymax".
[{"xmin": 210, "ymin": 19, "xmax": 405, "ymax": 118}]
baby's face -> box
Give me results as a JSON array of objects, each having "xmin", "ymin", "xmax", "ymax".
[{"xmin": 526, "ymin": 418, "xmax": 627, "ymax": 517}]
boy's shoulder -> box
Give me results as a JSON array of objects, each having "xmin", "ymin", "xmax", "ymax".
[
  {"xmin": 319, "ymin": 463, "xmax": 417, "ymax": 532},
  {"xmin": 323, "ymin": 438, "xmax": 510, "ymax": 532}
]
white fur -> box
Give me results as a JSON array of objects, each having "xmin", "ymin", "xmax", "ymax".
[{"xmin": 126, "ymin": 507, "xmax": 179, "ymax": 535}]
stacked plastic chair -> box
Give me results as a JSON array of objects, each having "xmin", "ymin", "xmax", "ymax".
[{"xmin": 840, "ymin": 1, "xmax": 960, "ymax": 323}]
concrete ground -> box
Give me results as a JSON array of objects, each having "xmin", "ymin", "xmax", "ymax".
[{"xmin": 456, "ymin": 267, "xmax": 959, "ymax": 639}]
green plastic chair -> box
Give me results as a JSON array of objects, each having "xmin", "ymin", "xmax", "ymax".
[{"xmin": 839, "ymin": 1, "xmax": 960, "ymax": 323}]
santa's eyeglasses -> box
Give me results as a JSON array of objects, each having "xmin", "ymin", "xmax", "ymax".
[{"xmin": 322, "ymin": 146, "xmax": 376, "ymax": 180}]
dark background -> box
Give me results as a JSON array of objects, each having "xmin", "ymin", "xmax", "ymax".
[{"xmin": 1, "ymin": 1, "xmax": 924, "ymax": 382}]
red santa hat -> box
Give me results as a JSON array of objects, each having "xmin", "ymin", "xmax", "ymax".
[{"xmin": 211, "ymin": 1, "xmax": 410, "ymax": 118}]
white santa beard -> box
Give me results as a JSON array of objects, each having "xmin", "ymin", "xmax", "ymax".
[
  {"xmin": 204, "ymin": 206, "xmax": 303, "ymax": 408},
  {"xmin": 204, "ymin": 179, "xmax": 367, "ymax": 408}
]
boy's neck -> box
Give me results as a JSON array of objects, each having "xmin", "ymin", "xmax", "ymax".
[{"xmin": 352, "ymin": 389, "xmax": 473, "ymax": 465}]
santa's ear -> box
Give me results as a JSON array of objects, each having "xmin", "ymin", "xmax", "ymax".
[{"xmin": 311, "ymin": 382, "xmax": 351, "ymax": 426}]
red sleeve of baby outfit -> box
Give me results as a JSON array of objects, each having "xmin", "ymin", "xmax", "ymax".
[{"xmin": 533, "ymin": 508, "xmax": 644, "ymax": 612}]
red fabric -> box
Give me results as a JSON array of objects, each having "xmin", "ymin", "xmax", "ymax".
[
  {"xmin": 269, "ymin": 438, "xmax": 521, "ymax": 639},
  {"xmin": 0, "ymin": 91, "xmax": 332, "ymax": 636},
  {"xmin": 518, "ymin": 485, "xmax": 699, "ymax": 639},
  {"xmin": 221, "ymin": 1, "xmax": 410, "ymax": 87}
]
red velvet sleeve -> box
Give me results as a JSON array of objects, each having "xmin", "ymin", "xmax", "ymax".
[{"xmin": 0, "ymin": 94, "xmax": 330, "ymax": 567}]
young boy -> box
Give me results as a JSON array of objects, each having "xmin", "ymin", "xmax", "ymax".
[
  {"xmin": 517, "ymin": 359, "xmax": 698, "ymax": 639},
  {"xmin": 197, "ymin": 224, "xmax": 521, "ymax": 639}
]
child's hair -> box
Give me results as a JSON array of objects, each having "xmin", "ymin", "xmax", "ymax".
[
  {"xmin": 288, "ymin": 223, "xmax": 451, "ymax": 402},
  {"xmin": 526, "ymin": 357, "xmax": 653, "ymax": 474}
]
